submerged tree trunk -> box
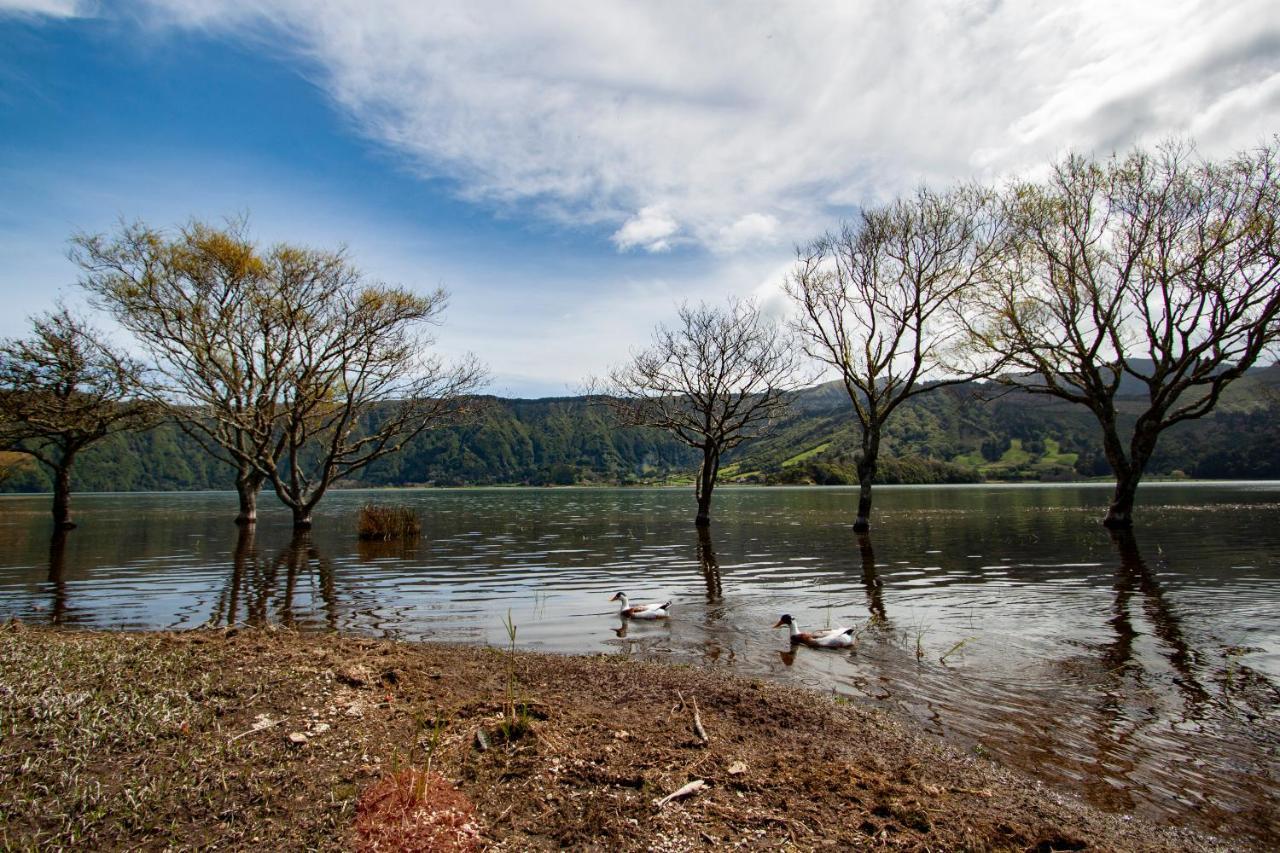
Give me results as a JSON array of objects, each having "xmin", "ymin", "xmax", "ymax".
[
  {"xmin": 52, "ymin": 459, "xmax": 76, "ymax": 530},
  {"xmin": 235, "ymin": 470, "xmax": 264, "ymax": 526},
  {"xmin": 696, "ymin": 526, "xmax": 722, "ymax": 601},
  {"xmin": 853, "ymin": 435, "xmax": 880, "ymax": 533},
  {"xmin": 1103, "ymin": 473, "xmax": 1141, "ymax": 529},
  {"xmin": 694, "ymin": 448, "xmax": 719, "ymax": 528},
  {"xmin": 1100, "ymin": 418, "xmax": 1157, "ymax": 530},
  {"xmin": 291, "ymin": 507, "xmax": 314, "ymax": 531}
]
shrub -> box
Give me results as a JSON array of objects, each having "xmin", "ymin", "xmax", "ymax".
[{"xmin": 357, "ymin": 504, "xmax": 422, "ymax": 541}]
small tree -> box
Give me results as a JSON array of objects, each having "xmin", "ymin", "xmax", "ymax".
[
  {"xmin": 787, "ymin": 186, "xmax": 1004, "ymax": 531},
  {"xmin": 971, "ymin": 141, "xmax": 1280, "ymax": 528},
  {"xmin": 606, "ymin": 298, "xmax": 801, "ymax": 527},
  {"xmin": 264, "ymin": 255, "xmax": 487, "ymax": 529},
  {"xmin": 0, "ymin": 307, "xmax": 154, "ymax": 528}
]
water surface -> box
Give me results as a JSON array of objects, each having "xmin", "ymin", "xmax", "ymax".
[{"xmin": 1, "ymin": 483, "xmax": 1277, "ymax": 843}]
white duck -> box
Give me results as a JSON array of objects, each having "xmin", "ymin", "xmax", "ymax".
[
  {"xmin": 611, "ymin": 591, "xmax": 671, "ymax": 620},
  {"xmin": 773, "ymin": 614, "xmax": 856, "ymax": 648}
]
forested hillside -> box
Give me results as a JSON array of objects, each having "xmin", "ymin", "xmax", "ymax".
[{"xmin": 2, "ymin": 367, "xmax": 1277, "ymax": 493}]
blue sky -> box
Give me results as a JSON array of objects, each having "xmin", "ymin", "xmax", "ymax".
[{"xmin": 2, "ymin": 1, "xmax": 1278, "ymax": 396}]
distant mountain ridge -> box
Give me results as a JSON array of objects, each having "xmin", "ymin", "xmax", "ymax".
[{"xmin": 2, "ymin": 364, "xmax": 1277, "ymax": 493}]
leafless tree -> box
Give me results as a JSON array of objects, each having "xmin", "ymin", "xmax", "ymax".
[
  {"xmin": 970, "ymin": 141, "xmax": 1280, "ymax": 528},
  {"xmin": 605, "ymin": 298, "xmax": 801, "ymax": 527},
  {"xmin": 0, "ymin": 307, "xmax": 155, "ymax": 528},
  {"xmin": 786, "ymin": 186, "xmax": 1005, "ymax": 531},
  {"xmin": 265, "ymin": 269, "xmax": 487, "ymax": 529}
]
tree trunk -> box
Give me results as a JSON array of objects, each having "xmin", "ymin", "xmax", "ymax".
[
  {"xmin": 696, "ymin": 526, "xmax": 722, "ymax": 601},
  {"xmin": 291, "ymin": 507, "xmax": 313, "ymax": 530},
  {"xmin": 1103, "ymin": 472, "xmax": 1141, "ymax": 529},
  {"xmin": 1101, "ymin": 420, "xmax": 1157, "ymax": 529},
  {"xmin": 52, "ymin": 461, "xmax": 76, "ymax": 530},
  {"xmin": 853, "ymin": 436, "xmax": 880, "ymax": 533},
  {"xmin": 235, "ymin": 470, "xmax": 264, "ymax": 526},
  {"xmin": 694, "ymin": 448, "xmax": 719, "ymax": 528}
]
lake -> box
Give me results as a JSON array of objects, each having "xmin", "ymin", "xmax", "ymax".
[{"xmin": 1, "ymin": 483, "xmax": 1277, "ymax": 844}]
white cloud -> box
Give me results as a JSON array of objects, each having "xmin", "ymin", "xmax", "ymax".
[
  {"xmin": 715, "ymin": 213, "xmax": 781, "ymax": 254},
  {"xmin": 611, "ymin": 204, "xmax": 679, "ymax": 252},
  {"xmin": 129, "ymin": 0, "xmax": 1280, "ymax": 253},
  {"xmin": 0, "ymin": 0, "xmax": 88, "ymax": 16}
]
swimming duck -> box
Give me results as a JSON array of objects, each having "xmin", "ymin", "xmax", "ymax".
[
  {"xmin": 611, "ymin": 592, "xmax": 671, "ymax": 620},
  {"xmin": 773, "ymin": 614, "xmax": 856, "ymax": 648}
]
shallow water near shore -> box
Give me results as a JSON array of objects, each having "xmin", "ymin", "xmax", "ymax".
[{"xmin": 1, "ymin": 483, "xmax": 1278, "ymax": 843}]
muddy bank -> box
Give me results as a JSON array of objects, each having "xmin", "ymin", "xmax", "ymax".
[{"xmin": 0, "ymin": 624, "xmax": 1233, "ymax": 850}]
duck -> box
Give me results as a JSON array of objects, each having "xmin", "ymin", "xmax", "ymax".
[
  {"xmin": 611, "ymin": 591, "xmax": 671, "ymax": 620},
  {"xmin": 773, "ymin": 613, "xmax": 856, "ymax": 648}
]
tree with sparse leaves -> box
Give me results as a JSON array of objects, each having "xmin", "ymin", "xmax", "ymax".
[
  {"xmin": 605, "ymin": 299, "xmax": 801, "ymax": 527},
  {"xmin": 787, "ymin": 186, "xmax": 1004, "ymax": 531},
  {"xmin": 264, "ymin": 270, "xmax": 487, "ymax": 529},
  {"xmin": 970, "ymin": 141, "xmax": 1280, "ymax": 528},
  {"xmin": 75, "ymin": 219, "xmax": 487, "ymax": 529},
  {"xmin": 0, "ymin": 307, "xmax": 155, "ymax": 528},
  {"xmin": 74, "ymin": 220, "xmax": 296, "ymax": 525}
]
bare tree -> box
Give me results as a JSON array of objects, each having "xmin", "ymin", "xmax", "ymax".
[
  {"xmin": 75, "ymin": 220, "xmax": 486, "ymax": 529},
  {"xmin": 265, "ymin": 268, "xmax": 487, "ymax": 529},
  {"xmin": 0, "ymin": 307, "xmax": 155, "ymax": 528},
  {"xmin": 786, "ymin": 186, "xmax": 1004, "ymax": 532},
  {"xmin": 73, "ymin": 220, "xmax": 296, "ymax": 525},
  {"xmin": 605, "ymin": 298, "xmax": 801, "ymax": 527},
  {"xmin": 970, "ymin": 141, "xmax": 1280, "ymax": 528}
]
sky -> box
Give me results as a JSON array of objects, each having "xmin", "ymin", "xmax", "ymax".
[{"xmin": 1, "ymin": 1, "xmax": 1278, "ymax": 397}]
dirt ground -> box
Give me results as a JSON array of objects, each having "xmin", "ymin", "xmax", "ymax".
[{"xmin": 0, "ymin": 623, "xmax": 1235, "ymax": 851}]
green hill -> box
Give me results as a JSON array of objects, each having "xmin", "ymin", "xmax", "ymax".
[{"xmin": 2, "ymin": 368, "xmax": 1277, "ymax": 493}]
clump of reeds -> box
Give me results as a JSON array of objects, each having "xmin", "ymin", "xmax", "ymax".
[{"xmin": 357, "ymin": 504, "xmax": 422, "ymax": 541}]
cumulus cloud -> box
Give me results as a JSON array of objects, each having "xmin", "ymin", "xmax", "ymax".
[
  {"xmin": 612, "ymin": 204, "xmax": 679, "ymax": 252},
  {"xmin": 116, "ymin": 1, "xmax": 1280, "ymax": 253}
]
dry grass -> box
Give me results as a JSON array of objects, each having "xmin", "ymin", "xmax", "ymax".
[
  {"xmin": 356, "ymin": 504, "xmax": 421, "ymax": 541},
  {"xmin": 0, "ymin": 624, "xmax": 1235, "ymax": 851}
]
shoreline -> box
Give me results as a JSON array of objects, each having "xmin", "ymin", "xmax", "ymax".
[{"xmin": 0, "ymin": 624, "xmax": 1237, "ymax": 851}]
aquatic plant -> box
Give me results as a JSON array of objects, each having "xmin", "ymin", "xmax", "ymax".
[{"xmin": 357, "ymin": 504, "xmax": 422, "ymax": 541}]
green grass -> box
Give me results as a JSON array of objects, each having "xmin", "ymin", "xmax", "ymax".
[
  {"xmin": 952, "ymin": 437, "xmax": 1079, "ymax": 479},
  {"xmin": 781, "ymin": 442, "xmax": 832, "ymax": 467}
]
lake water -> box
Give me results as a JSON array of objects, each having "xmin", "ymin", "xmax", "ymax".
[{"xmin": 1, "ymin": 483, "xmax": 1278, "ymax": 843}]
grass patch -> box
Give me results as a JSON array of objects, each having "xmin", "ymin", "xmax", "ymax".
[
  {"xmin": 357, "ymin": 504, "xmax": 422, "ymax": 541},
  {"xmin": 781, "ymin": 441, "xmax": 832, "ymax": 467}
]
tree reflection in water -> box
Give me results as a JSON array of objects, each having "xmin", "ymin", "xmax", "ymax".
[
  {"xmin": 212, "ymin": 530, "xmax": 338, "ymax": 630},
  {"xmin": 857, "ymin": 533, "xmax": 886, "ymax": 623},
  {"xmin": 697, "ymin": 527, "xmax": 722, "ymax": 603},
  {"xmin": 1081, "ymin": 529, "xmax": 1210, "ymax": 812},
  {"xmin": 46, "ymin": 529, "xmax": 71, "ymax": 625}
]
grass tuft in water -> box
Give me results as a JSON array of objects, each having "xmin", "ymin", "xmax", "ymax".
[{"xmin": 356, "ymin": 504, "xmax": 422, "ymax": 541}]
